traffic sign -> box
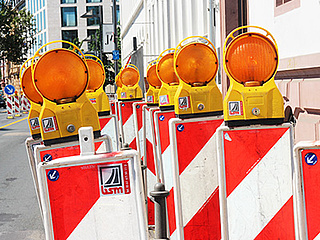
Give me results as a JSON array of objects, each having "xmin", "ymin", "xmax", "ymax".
[
  {"xmin": 305, "ymin": 152, "xmax": 317, "ymax": 165},
  {"xmin": 43, "ymin": 154, "xmax": 52, "ymax": 162},
  {"xmin": 112, "ymin": 50, "xmax": 120, "ymax": 60},
  {"xmin": 4, "ymin": 84, "xmax": 15, "ymax": 95},
  {"xmin": 47, "ymin": 169, "xmax": 59, "ymax": 181}
]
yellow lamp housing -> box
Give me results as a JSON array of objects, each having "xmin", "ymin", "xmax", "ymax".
[
  {"xmin": 31, "ymin": 40, "xmax": 101, "ymax": 146},
  {"xmin": 20, "ymin": 58, "xmax": 43, "ymax": 140},
  {"xmin": 174, "ymin": 36, "xmax": 223, "ymax": 119},
  {"xmin": 85, "ymin": 54, "xmax": 110, "ymax": 116},
  {"xmin": 118, "ymin": 64, "xmax": 143, "ymax": 101},
  {"xmin": 146, "ymin": 60, "xmax": 162, "ymax": 105},
  {"xmin": 115, "ymin": 73, "xmax": 122, "ymax": 100},
  {"xmin": 156, "ymin": 48, "xmax": 179, "ymax": 111},
  {"xmin": 223, "ymin": 26, "xmax": 284, "ymax": 127}
]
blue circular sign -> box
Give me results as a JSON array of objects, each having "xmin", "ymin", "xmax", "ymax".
[
  {"xmin": 111, "ymin": 104, "xmax": 114, "ymax": 106},
  {"xmin": 177, "ymin": 124, "xmax": 184, "ymax": 132},
  {"xmin": 122, "ymin": 103, "xmax": 125, "ymax": 107},
  {"xmin": 47, "ymin": 169, "xmax": 59, "ymax": 181},
  {"xmin": 136, "ymin": 105, "xmax": 140, "ymax": 109},
  {"xmin": 305, "ymin": 152, "xmax": 317, "ymax": 166},
  {"xmin": 4, "ymin": 85, "xmax": 15, "ymax": 95},
  {"xmin": 43, "ymin": 154, "xmax": 53, "ymax": 162},
  {"xmin": 159, "ymin": 115, "xmax": 165, "ymax": 121}
]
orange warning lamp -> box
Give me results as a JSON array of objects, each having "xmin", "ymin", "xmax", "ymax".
[
  {"xmin": 118, "ymin": 64, "xmax": 143, "ymax": 100},
  {"xmin": 223, "ymin": 26, "xmax": 284, "ymax": 126},
  {"xmin": 20, "ymin": 57, "xmax": 43, "ymax": 139},
  {"xmin": 31, "ymin": 40, "xmax": 101, "ymax": 145},
  {"xmin": 174, "ymin": 36, "xmax": 223, "ymax": 118},
  {"xmin": 146, "ymin": 60, "xmax": 161, "ymax": 105},
  {"xmin": 115, "ymin": 73, "xmax": 122, "ymax": 99},
  {"xmin": 85, "ymin": 54, "xmax": 110, "ymax": 116},
  {"xmin": 156, "ymin": 48, "xmax": 179, "ymax": 111}
]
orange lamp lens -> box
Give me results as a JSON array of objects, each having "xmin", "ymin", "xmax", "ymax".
[
  {"xmin": 87, "ymin": 59, "xmax": 105, "ymax": 91},
  {"xmin": 33, "ymin": 49, "xmax": 88, "ymax": 102},
  {"xmin": 115, "ymin": 75, "xmax": 122, "ymax": 87},
  {"xmin": 225, "ymin": 33, "xmax": 278, "ymax": 84},
  {"xmin": 120, "ymin": 68, "xmax": 139, "ymax": 86},
  {"xmin": 157, "ymin": 53, "xmax": 179, "ymax": 85},
  {"xmin": 175, "ymin": 43, "xmax": 218, "ymax": 85},
  {"xmin": 147, "ymin": 65, "xmax": 162, "ymax": 87},
  {"xmin": 21, "ymin": 66, "xmax": 43, "ymax": 105}
]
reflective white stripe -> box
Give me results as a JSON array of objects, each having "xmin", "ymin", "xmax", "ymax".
[
  {"xmin": 179, "ymin": 133, "xmax": 219, "ymax": 225},
  {"xmin": 314, "ymin": 232, "xmax": 320, "ymax": 240},
  {"xmin": 101, "ymin": 117, "xmax": 117, "ymax": 151},
  {"xmin": 123, "ymin": 114, "xmax": 135, "ymax": 145},
  {"xmin": 162, "ymin": 146, "xmax": 174, "ymax": 191},
  {"xmin": 227, "ymin": 130, "xmax": 292, "ymax": 240}
]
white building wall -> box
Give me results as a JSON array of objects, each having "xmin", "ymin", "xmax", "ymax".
[
  {"xmin": 248, "ymin": 0, "xmax": 320, "ymax": 62},
  {"xmin": 121, "ymin": 0, "xmax": 221, "ymax": 79}
]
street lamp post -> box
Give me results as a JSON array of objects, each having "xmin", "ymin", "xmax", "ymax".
[{"xmin": 112, "ymin": 0, "xmax": 118, "ymax": 77}]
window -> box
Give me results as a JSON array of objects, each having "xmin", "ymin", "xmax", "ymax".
[
  {"xmin": 62, "ymin": 30, "xmax": 78, "ymax": 48},
  {"xmin": 86, "ymin": 6, "xmax": 100, "ymax": 26},
  {"xmin": 43, "ymin": 0, "xmax": 45, "ymax": 7},
  {"xmin": 86, "ymin": 0, "xmax": 102, "ymax": 3},
  {"xmin": 274, "ymin": 0, "xmax": 300, "ymax": 16},
  {"xmin": 87, "ymin": 29, "xmax": 99, "ymax": 52},
  {"xmin": 43, "ymin": 10, "xmax": 46, "ymax": 29},
  {"xmin": 61, "ymin": 0, "xmax": 77, "ymax": 3},
  {"xmin": 61, "ymin": 7, "xmax": 77, "ymax": 27}
]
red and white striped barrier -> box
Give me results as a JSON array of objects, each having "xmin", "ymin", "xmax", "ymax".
[
  {"xmin": 133, "ymin": 102, "xmax": 147, "ymax": 159},
  {"xmin": 118, "ymin": 100, "xmax": 144, "ymax": 150},
  {"xmin": 99, "ymin": 115, "xmax": 120, "ymax": 151},
  {"xmin": 294, "ymin": 141, "xmax": 320, "ymax": 239},
  {"xmin": 14, "ymin": 94, "xmax": 21, "ymax": 116},
  {"xmin": 217, "ymin": 124, "xmax": 299, "ymax": 239},
  {"xmin": 142, "ymin": 105, "xmax": 160, "ymax": 226},
  {"xmin": 6, "ymin": 95, "xmax": 14, "ymax": 119},
  {"xmin": 37, "ymin": 149, "xmax": 148, "ymax": 240},
  {"xmin": 110, "ymin": 100, "xmax": 117, "ymax": 116},
  {"xmin": 21, "ymin": 94, "xmax": 30, "ymax": 113},
  {"xmin": 168, "ymin": 117, "xmax": 224, "ymax": 240}
]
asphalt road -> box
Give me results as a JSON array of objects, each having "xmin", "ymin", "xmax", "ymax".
[{"xmin": 0, "ymin": 110, "xmax": 45, "ymax": 239}]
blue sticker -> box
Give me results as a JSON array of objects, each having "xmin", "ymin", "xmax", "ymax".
[
  {"xmin": 305, "ymin": 152, "xmax": 318, "ymax": 166},
  {"xmin": 43, "ymin": 154, "xmax": 52, "ymax": 162},
  {"xmin": 136, "ymin": 105, "xmax": 140, "ymax": 109},
  {"xmin": 47, "ymin": 169, "xmax": 59, "ymax": 181},
  {"xmin": 159, "ymin": 115, "xmax": 165, "ymax": 121},
  {"xmin": 111, "ymin": 104, "xmax": 114, "ymax": 106},
  {"xmin": 177, "ymin": 124, "xmax": 184, "ymax": 132},
  {"xmin": 122, "ymin": 103, "xmax": 125, "ymax": 107},
  {"xmin": 4, "ymin": 84, "xmax": 15, "ymax": 95}
]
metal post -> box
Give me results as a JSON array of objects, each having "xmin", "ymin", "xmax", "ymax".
[
  {"xmin": 150, "ymin": 183, "xmax": 169, "ymax": 240},
  {"xmin": 112, "ymin": 0, "xmax": 118, "ymax": 76},
  {"xmin": 99, "ymin": 5, "xmax": 103, "ymax": 60}
]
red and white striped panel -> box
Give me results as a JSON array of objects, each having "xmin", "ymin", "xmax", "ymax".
[
  {"xmin": 294, "ymin": 141, "xmax": 320, "ymax": 239},
  {"xmin": 14, "ymin": 94, "xmax": 20, "ymax": 115},
  {"xmin": 169, "ymin": 117, "xmax": 224, "ymax": 240},
  {"xmin": 143, "ymin": 106, "xmax": 160, "ymax": 226},
  {"xmin": 118, "ymin": 100, "xmax": 144, "ymax": 150},
  {"xmin": 21, "ymin": 94, "xmax": 29, "ymax": 113},
  {"xmin": 100, "ymin": 115, "xmax": 120, "ymax": 151},
  {"xmin": 217, "ymin": 124, "xmax": 298, "ymax": 239},
  {"xmin": 133, "ymin": 102, "xmax": 147, "ymax": 160},
  {"xmin": 37, "ymin": 151, "xmax": 148, "ymax": 240},
  {"xmin": 6, "ymin": 95, "xmax": 14, "ymax": 117},
  {"xmin": 110, "ymin": 100, "xmax": 117, "ymax": 116}
]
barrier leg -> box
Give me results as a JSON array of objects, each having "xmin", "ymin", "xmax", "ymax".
[{"xmin": 151, "ymin": 183, "xmax": 170, "ymax": 240}]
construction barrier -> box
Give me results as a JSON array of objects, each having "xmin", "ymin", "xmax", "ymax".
[
  {"xmin": 99, "ymin": 114, "xmax": 120, "ymax": 151},
  {"xmin": 37, "ymin": 128, "xmax": 148, "ymax": 240},
  {"xmin": 168, "ymin": 116, "xmax": 224, "ymax": 240},
  {"xmin": 133, "ymin": 102, "xmax": 147, "ymax": 159},
  {"xmin": 118, "ymin": 100, "xmax": 144, "ymax": 149},
  {"xmin": 6, "ymin": 95, "xmax": 14, "ymax": 119},
  {"xmin": 217, "ymin": 124, "xmax": 299, "ymax": 239},
  {"xmin": 142, "ymin": 105, "xmax": 160, "ymax": 226},
  {"xmin": 294, "ymin": 141, "xmax": 320, "ymax": 239},
  {"xmin": 28, "ymin": 136, "xmax": 112, "ymax": 218},
  {"xmin": 21, "ymin": 94, "xmax": 30, "ymax": 113},
  {"xmin": 14, "ymin": 93, "xmax": 21, "ymax": 117},
  {"xmin": 110, "ymin": 100, "xmax": 117, "ymax": 115}
]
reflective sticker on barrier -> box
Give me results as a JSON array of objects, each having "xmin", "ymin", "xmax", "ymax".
[
  {"xmin": 89, "ymin": 98, "xmax": 96, "ymax": 104},
  {"xmin": 159, "ymin": 95, "xmax": 170, "ymax": 106},
  {"xmin": 147, "ymin": 95, "xmax": 154, "ymax": 103},
  {"xmin": 218, "ymin": 125, "xmax": 297, "ymax": 239},
  {"xmin": 178, "ymin": 96, "xmax": 190, "ymax": 110},
  {"xmin": 30, "ymin": 117, "xmax": 40, "ymax": 130},
  {"xmin": 42, "ymin": 116, "xmax": 59, "ymax": 133},
  {"xmin": 228, "ymin": 101, "xmax": 243, "ymax": 116},
  {"xmin": 170, "ymin": 117, "xmax": 224, "ymax": 240}
]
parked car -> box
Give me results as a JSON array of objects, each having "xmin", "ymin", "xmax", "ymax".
[{"xmin": 0, "ymin": 96, "xmax": 6, "ymax": 108}]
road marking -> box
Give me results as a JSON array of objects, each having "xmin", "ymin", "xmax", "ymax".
[{"xmin": 0, "ymin": 117, "xmax": 28, "ymax": 129}]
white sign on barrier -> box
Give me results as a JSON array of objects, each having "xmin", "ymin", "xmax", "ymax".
[
  {"xmin": 37, "ymin": 150, "xmax": 148, "ymax": 240},
  {"xmin": 217, "ymin": 124, "xmax": 299, "ymax": 239}
]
